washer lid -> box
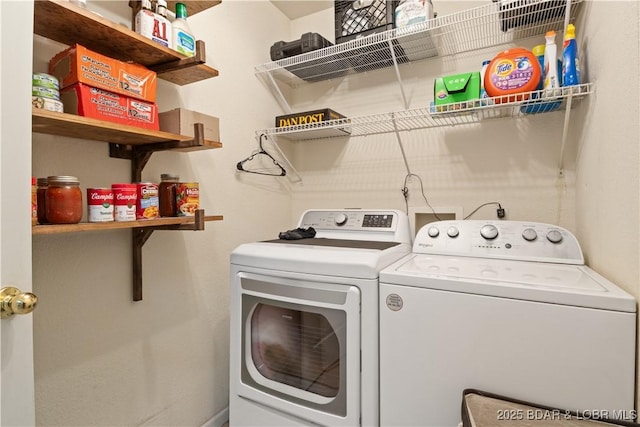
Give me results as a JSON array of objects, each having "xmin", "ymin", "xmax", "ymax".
[{"xmin": 380, "ymin": 254, "xmax": 636, "ymax": 312}]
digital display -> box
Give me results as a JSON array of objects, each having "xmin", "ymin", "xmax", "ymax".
[{"xmin": 362, "ymin": 214, "xmax": 393, "ymax": 228}]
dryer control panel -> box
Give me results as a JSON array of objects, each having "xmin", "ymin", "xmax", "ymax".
[
  {"xmin": 414, "ymin": 220, "xmax": 584, "ymax": 264},
  {"xmin": 298, "ymin": 209, "xmax": 412, "ymax": 243}
]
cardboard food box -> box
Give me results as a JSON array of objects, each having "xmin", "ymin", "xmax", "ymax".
[
  {"xmin": 159, "ymin": 108, "xmax": 220, "ymax": 141},
  {"xmin": 49, "ymin": 44, "xmax": 157, "ymax": 103},
  {"xmin": 61, "ymin": 83, "xmax": 159, "ymax": 130},
  {"xmin": 275, "ymin": 108, "xmax": 346, "ymax": 128},
  {"xmin": 275, "ymin": 108, "xmax": 351, "ymax": 137},
  {"xmin": 433, "ymin": 72, "xmax": 481, "ymax": 110}
]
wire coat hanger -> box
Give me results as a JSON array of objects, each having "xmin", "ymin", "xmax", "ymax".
[{"xmin": 236, "ymin": 133, "xmax": 287, "ymax": 177}]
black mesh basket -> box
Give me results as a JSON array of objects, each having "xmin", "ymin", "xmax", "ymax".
[
  {"xmin": 335, "ymin": 0, "xmax": 406, "ymax": 72},
  {"xmin": 335, "ymin": 0, "xmax": 398, "ymax": 44}
]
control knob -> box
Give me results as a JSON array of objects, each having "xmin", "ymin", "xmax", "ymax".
[
  {"xmin": 480, "ymin": 224, "xmax": 499, "ymax": 240},
  {"xmin": 427, "ymin": 226, "xmax": 439, "ymax": 238},
  {"xmin": 334, "ymin": 213, "xmax": 348, "ymax": 226},
  {"xmin": 522, "ymin": 228, "xmax": 538, "ymax": 242},
  {"xmin": 546, "ymin": 230, "xmax": 563, "ymax": 244},
  {"xmin": 447, "ymin": 226, "xmax": 459, "ymax": 238}
]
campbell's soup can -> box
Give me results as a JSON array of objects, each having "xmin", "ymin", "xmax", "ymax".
[
  {"xmin": 135, "ymin": 182, "xmax": 159, "ymax": 220},
  {"xmin": 176, "ymin": 182, "xmax": 199, "ymax": 216},
  {"xmin": 112, "ymin": 183, "xmax": 137, "ymax": 222},
  {"xmin": 87, "ymin": 188, "xmax": 114, "ymax": 222}
]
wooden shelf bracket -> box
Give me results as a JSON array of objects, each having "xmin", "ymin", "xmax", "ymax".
[
  {"xmin": 132, "ymin": 209, "xmax": 206, "ymax": 301},
  {"xmin": 109, "ymin": 123, "xmax": 206, "ymax": 181},
  {"xmin": 150, "ymin": 40, "xmax": 207, "ymax": 75},
  {"xmin": 107, "ymin": 121, "xmax": 209, "ymax": 301}
]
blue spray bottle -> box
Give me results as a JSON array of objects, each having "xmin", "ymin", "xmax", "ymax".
[{"xmin": 562, "ymin": 24, "xmax": 581, "ymax": 87}]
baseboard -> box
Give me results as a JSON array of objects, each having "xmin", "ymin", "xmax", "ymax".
[{"xmin": 201, "ymin": 406, "xmax": 229, "ymax": 427}]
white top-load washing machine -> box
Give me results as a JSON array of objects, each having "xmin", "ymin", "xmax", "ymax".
[
  {"xmin": 379, "ymin": 220, "xmax": 636, "ymax": 427},
  {"xmin": 230, "ymin": 209, "xmax": 411, "ymax": 427}
]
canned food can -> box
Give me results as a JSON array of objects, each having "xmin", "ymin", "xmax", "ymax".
[
  {"xmin": 32, "ymin": 86, "xmax": 60, "ymax": 100},
  {"xmin": 87, "ymin": 188, "xmax": 114, "ymax": 222},
  {"xmin": 176, "ymin": 182, "xmax": 199, "ymax": 216},
  {"xmin": 32, "ymin": 96, "xmax": 64, "ymax": 112},
  {"xmin": 33, "ymin": 73, "xmax": 60, "ymax": 90},
  {"xmin": 112, "ymin": 183, "xmax": 137, "ymax": 222},
  {"xmin": 135, "ymin": 182, "xmax": 159, "ymax": 220}
]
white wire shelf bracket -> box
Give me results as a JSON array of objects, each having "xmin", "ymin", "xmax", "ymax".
[
  {"xmin": 255, "ymin": 0, "xmax": 583, "ymax": 88},
  {"xmin": 261, "ymin": 83, "xmax": 592, "ymax": 141}
]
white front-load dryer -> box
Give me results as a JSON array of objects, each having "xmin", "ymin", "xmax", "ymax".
[
  {"xmin": 230, "ymin": 209, "xmax": 411, "ymax": 426},
  {"xmin": 379, "ymin": 220, "xmax": 637, "ymax": 426}
]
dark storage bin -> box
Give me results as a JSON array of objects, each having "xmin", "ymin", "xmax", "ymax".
[
  {"xmin": 270, "ymin": 33, "xmax": 350, "ymax": 82},
  {"xmin": 495, "ymin": 0, "xmax": 569, "ymax": 32},
  {"xmin": 270, "ymin": 33, "xmax": 334, "ymax": 61}
]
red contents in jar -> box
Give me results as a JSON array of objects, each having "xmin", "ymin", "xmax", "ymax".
[
  {"xmin": 159, "ymin": 173, "xmax": 179, "ymax": 217},
  {"xmin": 46, "ymin": 176, "xmax": 83, "ymax": 224},
  {"xmin": 36, "ymin": 177, "xmax": 49, "ymax": 224},
  {"xmin": 31, "ymin": 177, "xmax": 37, "ymax": 226}
]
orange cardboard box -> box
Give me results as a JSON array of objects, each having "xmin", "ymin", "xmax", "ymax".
[
  {"xmin": 61, "ymin": 83, "xmax": 159, "ymax": 131},
  {"xmin": 49, "ymin": 44, "xmax": 157, "ymax": 102}
]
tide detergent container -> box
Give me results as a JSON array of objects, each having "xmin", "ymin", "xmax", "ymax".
[{"xmin": 484, "ymin": 48, "xmax": 541, "ymax": 103}]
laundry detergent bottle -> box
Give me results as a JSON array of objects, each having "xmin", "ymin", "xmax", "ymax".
[
  {"xmin": 532, "ymin": 44, "xmax": 545, "ymax": 90},
  {"xmin": 562, "ymin": 23, "xmax": 581, "ymax": 88},
  {"xmin": 543, "ymin": 30, "xmax": 560, "ymax": 94}
]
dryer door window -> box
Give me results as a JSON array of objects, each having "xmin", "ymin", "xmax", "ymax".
[
  {"xmin": 250, "ymin": 303, "xmax": 341, "ymax": 398},
  {"xmin": 237, "ymin": 274, "xmax": 361, "ymax": 420}
]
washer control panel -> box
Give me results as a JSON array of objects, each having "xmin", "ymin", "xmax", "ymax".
[{"xmin": 415, "ymin": 220, "xmax": 584, "ymax": 264}]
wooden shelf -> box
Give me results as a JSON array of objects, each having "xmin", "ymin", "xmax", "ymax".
[
  {"xmin": 164, "ymin": 1, "xmax": 221, "ymax": 16},
  {"xmin": 32, "ymin": 214, "xmax": 223, "ymax": 235},
  {"xmin": 34, "ymin": 0, "xmax": 219, "ymax": 85},
  {"xmin": 32, "ymin": 108, "xmax": 222, "ymax": 150},
  {"xmin": 32, "ymin": 1, "xmax": 224, "ymax": 301},
  {"xmin": 33, "ymin": 210, "xmax": 223, "ymax": 301}
]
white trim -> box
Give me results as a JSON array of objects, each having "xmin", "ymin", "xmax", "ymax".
[{"xmin": 201, "ymin": 407, "xmax": 229, "ymax": 427}]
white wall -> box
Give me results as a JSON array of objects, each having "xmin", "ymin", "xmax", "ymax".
[
  {"xmin": 31, "ymin": 1, "xmax": 293, "ymax": 425},
  {"xmin": 573, "ymin": 0, "xmax": 640, "ymax": 408},
  {"xmin": 28, "ymin": 0, "xmax": 640, "ymax": 424}
]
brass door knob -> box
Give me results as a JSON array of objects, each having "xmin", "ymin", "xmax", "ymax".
[{"xmin": 0, "ymin": 287, "xmax": 38, "ymax": 319}]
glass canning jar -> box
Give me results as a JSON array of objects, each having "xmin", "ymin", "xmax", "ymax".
[
  {"xmin": 36, "ymin": 177, "xmax": 49, "ymax": 224},
  {"xmin": 46, "ymin": 176, "xmax": 83, "ymax": 224},
  {"xmin": 159, "ymin": 173, "xmax": 179, "ymax": 217}
]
